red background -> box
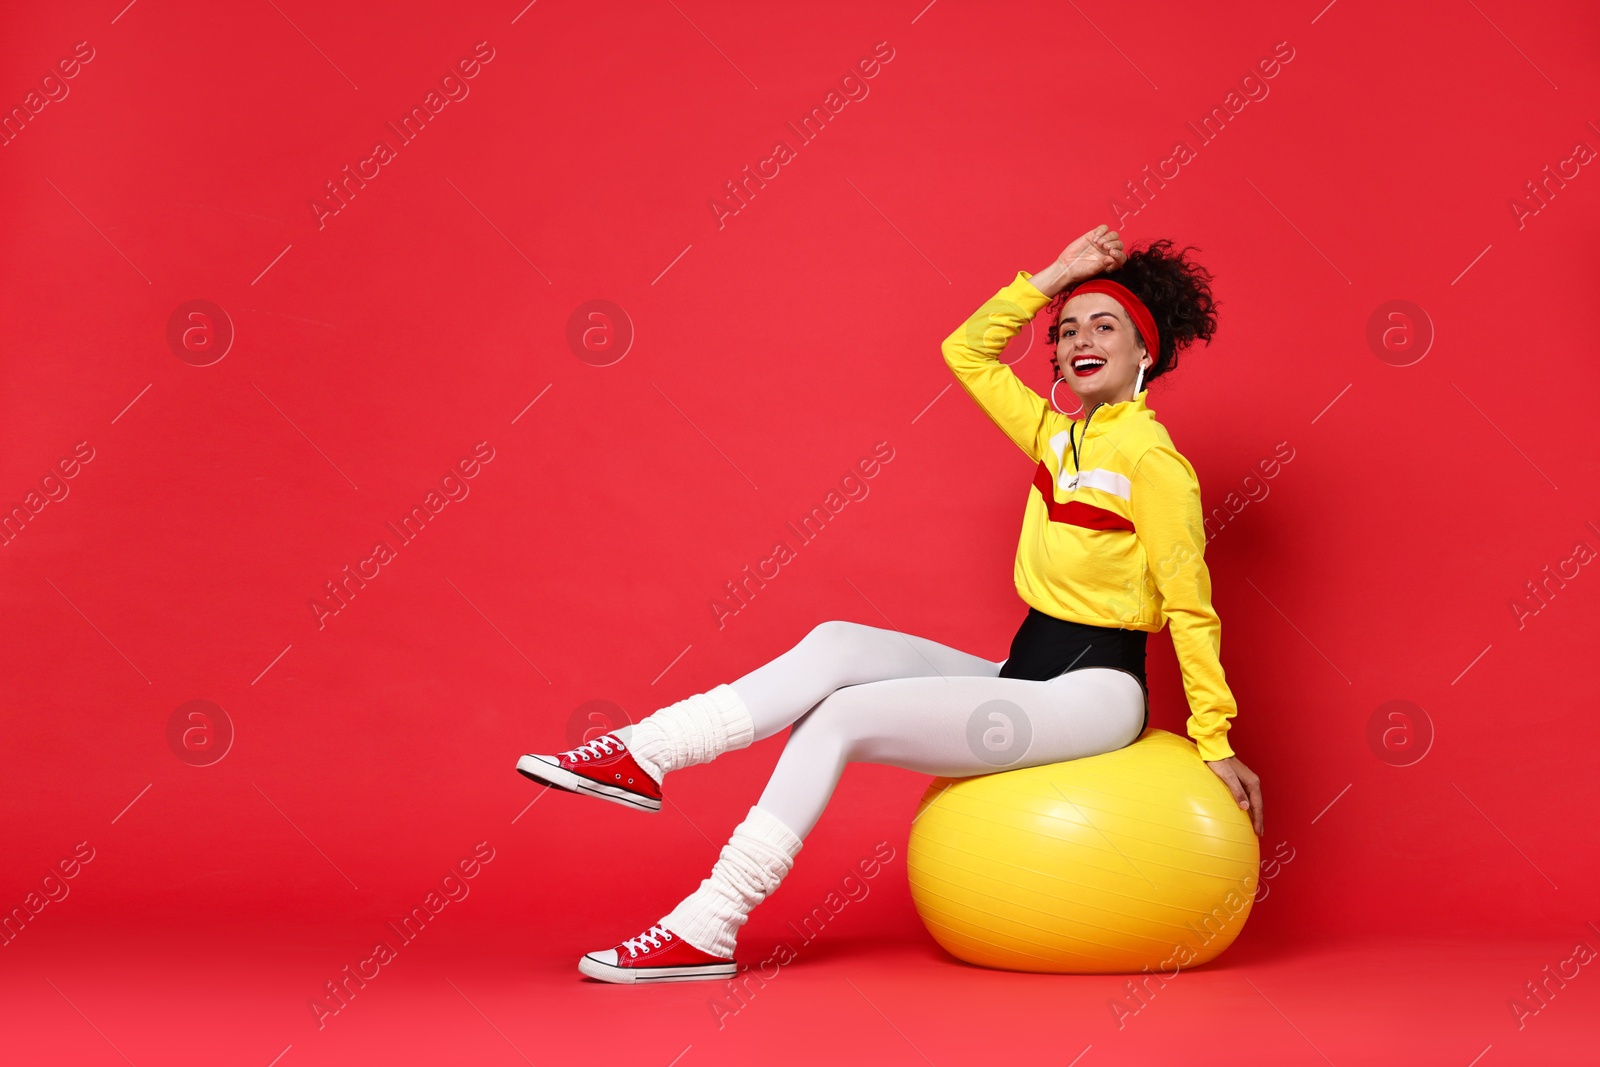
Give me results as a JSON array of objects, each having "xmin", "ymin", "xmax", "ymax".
[{"xmin": 3, "ymin": 1, "xmax": 1598, "ymax": 1064}]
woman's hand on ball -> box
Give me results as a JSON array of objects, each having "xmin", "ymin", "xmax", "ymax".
[
  {"xmin": 1206, "ymin": 755, "xmax": 1264, "ymax": 836},
  {"xmin": 1057, "ymin": 224, "xmax": 1127, "ymax": 285}
]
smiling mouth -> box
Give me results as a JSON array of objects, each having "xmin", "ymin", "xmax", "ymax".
[{"xmin": 1071, "ymin": 355, "xmax": 1107, "ymax": 377}]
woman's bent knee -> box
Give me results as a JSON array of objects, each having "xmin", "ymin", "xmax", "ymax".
[
  {"xmin": 798, "ymin": 619, "xmax": 891, "ymax": 681},
  {"xmin": 804, "ymin": 619, "xmax": 887, "ymax": 647}
]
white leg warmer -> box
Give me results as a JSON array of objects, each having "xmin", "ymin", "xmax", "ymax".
[
  {"xmin": 658, "ymin": 805, "xmax": 803, "ymax": 958},
  {"xmin": 615, "ymin": 684, "xmax": 755, "ymax": 782}
]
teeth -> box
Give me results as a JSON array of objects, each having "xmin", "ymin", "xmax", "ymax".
[{"xmin": 1073, "ymin": 357, "xmax": 1105, "ymax": 369}]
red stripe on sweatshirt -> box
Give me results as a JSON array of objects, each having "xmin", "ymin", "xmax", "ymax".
[{"xmin": 1032, "ymin": 461, "xmax": 1137, "ymax": 532}]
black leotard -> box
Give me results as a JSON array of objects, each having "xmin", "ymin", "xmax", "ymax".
[{"xmin": 998, "ymin": 607, "xmax": 1150, "ymax": 734}]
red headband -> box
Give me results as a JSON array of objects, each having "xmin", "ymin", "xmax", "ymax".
[{"xmin": 1062, "ymin": 278, "xmax": 1160, "ymax": 367}]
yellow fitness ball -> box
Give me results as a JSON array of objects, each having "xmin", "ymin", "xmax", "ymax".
[{"xmin": 907, "ymin": 729, "xmax": 1260, "ymax": 974}]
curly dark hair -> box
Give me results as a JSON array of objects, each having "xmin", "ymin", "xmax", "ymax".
[{"xmin": 1046, "ymin": 238, "xmax": 1219, "ymax": 386}]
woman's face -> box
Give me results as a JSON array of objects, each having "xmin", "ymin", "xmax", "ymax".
[{"xmin": 1054, "ymin": 292, "xmax": 1148, "ymax": 410}]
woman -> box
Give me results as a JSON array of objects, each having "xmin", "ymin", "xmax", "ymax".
[{"xmin": 516, "ymin": 225, "xmax": 1265, "ymax": 984}]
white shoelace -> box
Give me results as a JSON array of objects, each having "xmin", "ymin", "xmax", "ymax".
[
  {"xmin": 621, "ymin": 924, "xmax": 673, "ymax": 957},
  {"xmin": 562, "ymin": 734, "xmax": 622, "ymax": 762}
]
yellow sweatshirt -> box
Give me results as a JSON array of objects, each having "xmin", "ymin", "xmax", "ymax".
[{"xmin": 941, "ymin": 270, "xmax": 1239, "ymax": 762}]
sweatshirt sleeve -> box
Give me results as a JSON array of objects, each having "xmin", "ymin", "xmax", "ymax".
[
  {"xmin": 1129, "ymin": 446, "xmax": 1239, "ymax": 761},
  {"xmin": 940, "ymin": 271, "xmax": 1057, "ymax": 463}
]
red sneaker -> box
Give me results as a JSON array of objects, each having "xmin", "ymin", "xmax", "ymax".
[
  {"xmin": 515, "ymin": 734, "xmax": 663, "ymax": 813},
  {"xmin": 578, "ymin": 923, "xmax": 735, "ymax": 984}
]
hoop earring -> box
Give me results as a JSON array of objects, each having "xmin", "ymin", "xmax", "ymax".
[{"xmin": 1050, "ymin": 376, "xmax": 1084, "ymax": 418}]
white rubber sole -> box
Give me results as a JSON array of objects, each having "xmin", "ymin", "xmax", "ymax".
[
  {"xmin": 578, "ymin": 953, "xmax": 736, "ymax": 984},
  {"xmin": 515, "ymin": 754, "xmax": 662, "ymax": 813}
]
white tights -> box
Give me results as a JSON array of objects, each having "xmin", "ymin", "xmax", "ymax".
[
  {"xmin": 645, "ymin": 619, "xmax": 1147, "ymax": 957},
  {"xmin": 731, "ymin": 620, "xmax": 1147, "ymax": 839}
]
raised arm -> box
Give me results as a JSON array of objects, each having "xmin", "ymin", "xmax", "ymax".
[
  {"xmin": 939, "ymin": 273, "xmax": 1056, "ymax": 461},
  {"xmin": 940, "ymin": 226, "xmax": 1128, "ymax": 460},
  {"xmin": 1029, "ymin": 225, "xmax": 1128, "ymax": 300}
]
